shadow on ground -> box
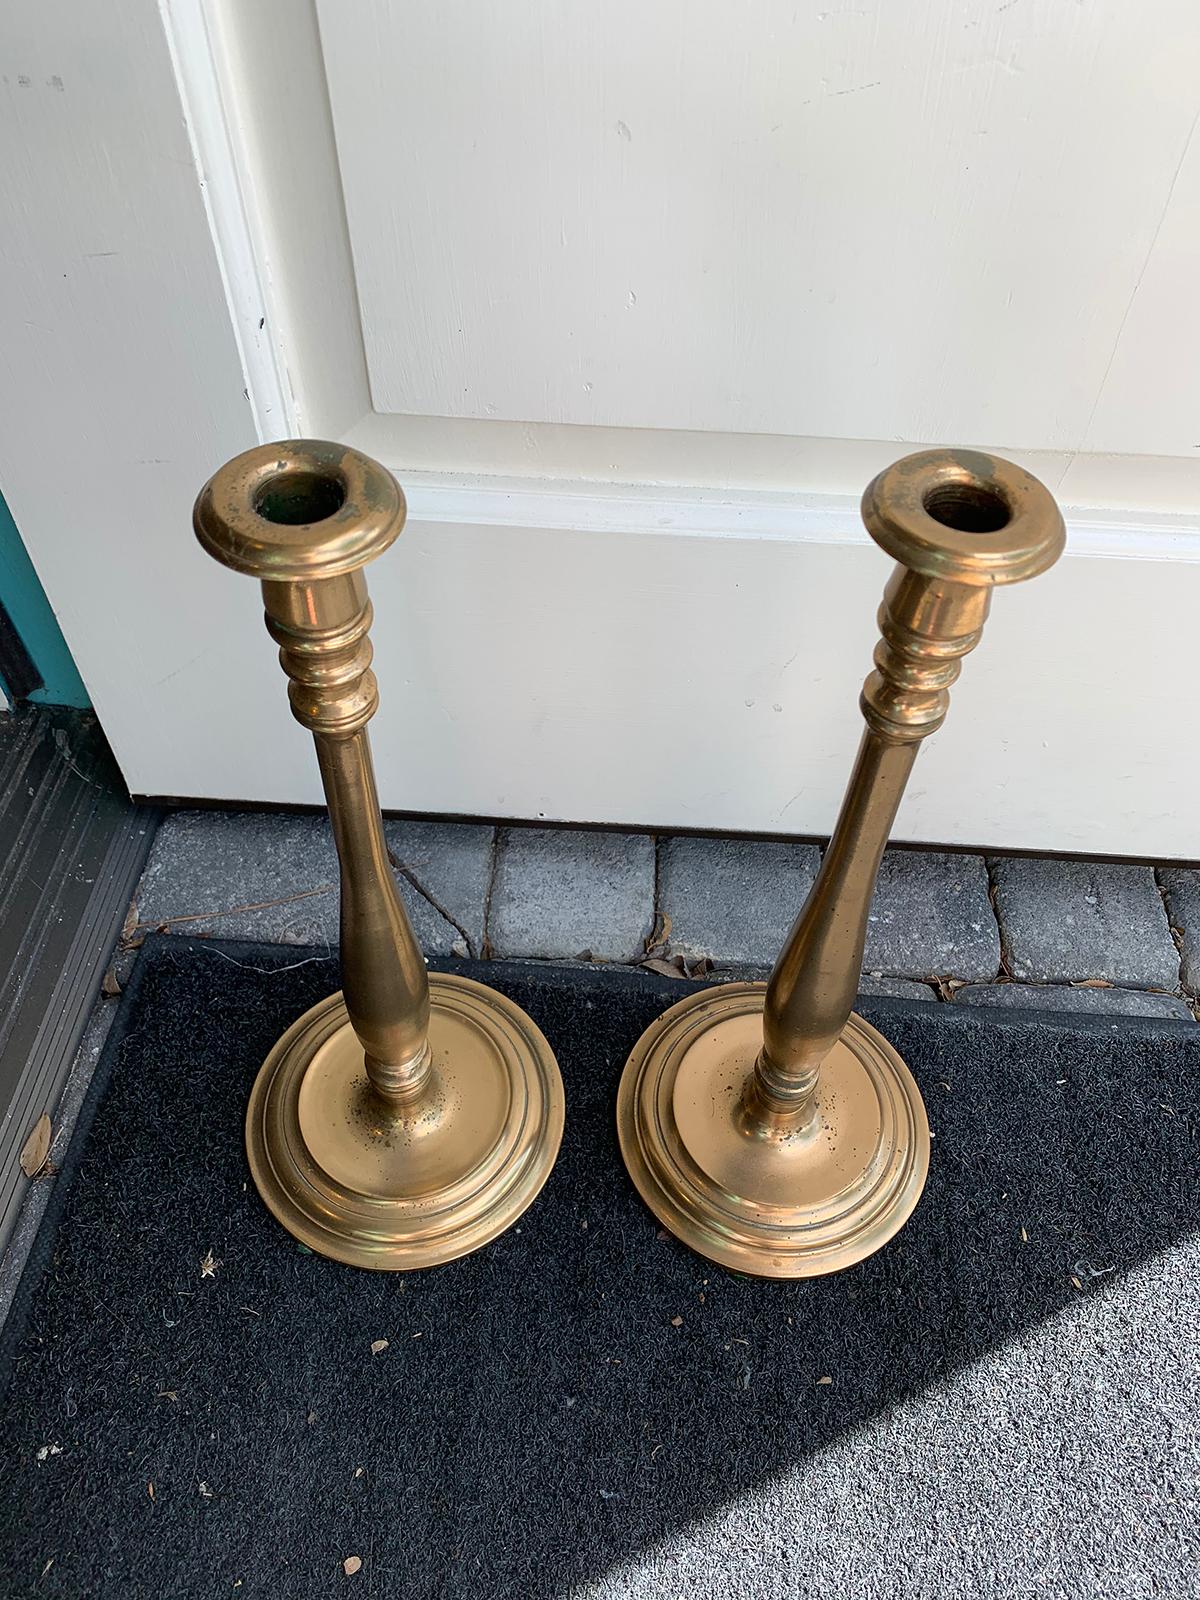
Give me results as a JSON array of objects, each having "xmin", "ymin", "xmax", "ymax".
[{"xmin": 1, "ymin": 936, "xmax": 1196, "ymax": 1598}]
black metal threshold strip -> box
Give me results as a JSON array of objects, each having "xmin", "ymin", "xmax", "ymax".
[{"xmin": 0, "ymin": 706, "xmax": 157, "ymax": 1256}]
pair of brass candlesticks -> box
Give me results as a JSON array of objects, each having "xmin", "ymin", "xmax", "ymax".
[{"xmin": 196, "ymin": 440, "xmax": 1063, "ymax": 1277}]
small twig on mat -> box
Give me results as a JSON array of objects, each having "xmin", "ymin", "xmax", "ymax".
[
  {"xmin": 124, "ymin": 884, "xmax": 336, "ymax": 946},
  {"xmin": 192, "ymin": 946, "xmax": 332, "ymax": 976}
]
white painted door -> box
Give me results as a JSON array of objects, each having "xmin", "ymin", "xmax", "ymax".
[{"xmin": 2, "ymin": 0, "xmax": 1199, "ymax": 855}]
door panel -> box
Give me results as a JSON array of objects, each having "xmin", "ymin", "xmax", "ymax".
[
  {"xmin": 1, "ymin": 0, "xmax": 1198, "ymax": 856},
  {"xmin": 323, "ymin": 0, "xmax": 1200, "ymax": 451}
]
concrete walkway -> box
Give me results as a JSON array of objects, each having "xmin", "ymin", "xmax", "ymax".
[{"xmin": 125, "ymin": 810, "xmax": 1198, "ymax": 1021}]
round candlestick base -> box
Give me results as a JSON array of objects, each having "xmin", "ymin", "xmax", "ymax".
[
  {"xmin": 616, "ymin": 983, "xmax": 929, "ymax": 1279},
  {"xmin": 246, "ymin": 972, "xmax": 564, "ymax": 1270}
]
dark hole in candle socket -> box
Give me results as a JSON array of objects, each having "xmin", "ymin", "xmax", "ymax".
[
  {"xmin": 921, "ymin": 480, "xmax": 1011, "ymax": 534},
  {"xmin": 255, "ymin": 471, "xmax": 347, "ymax": 527}
]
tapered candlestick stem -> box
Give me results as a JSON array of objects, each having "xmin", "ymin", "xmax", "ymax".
[
  {"xmin": 751, "ymin": 562, "xmax": 992, "ymax": 1123},
  {"xmin": 753, "ymin": 732, "xmax": 918, "ymax": 1120},
  {"xmin": 315, "ymin": 731, "xmax": 431, "ymax": 1101},
  {"xmin": 262, "ymin": 569, "xmax": 431, "ymax": 1104}
]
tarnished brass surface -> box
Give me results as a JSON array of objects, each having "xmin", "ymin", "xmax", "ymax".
[
  {"xmin": 246, "ymin": 975, "xmax": 562, "ymax": 1270},
  {"xmin": 618, "ymin": 448, "xmax": 1064, "ymax": 1278},
  {"xmin": 195, "ymin": 440, "xmax": 564, "ymax": 1269},
  {"xmin": 618, "ymin": 983, "xmax": 928, "ymax": 1277}
]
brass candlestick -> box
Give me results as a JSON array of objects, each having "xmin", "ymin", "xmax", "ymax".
[
  {"xmin": 617, "ymin": 449, "xmax": 1065, "ymax": 1278},
  {"xmin": 195, "ymin": 440, "xmax": 564, "ymax": 1269}
]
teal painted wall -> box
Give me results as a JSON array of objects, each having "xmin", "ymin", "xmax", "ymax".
[{"xmin": 0, "ymin": 492, "xmax": 89, "ymax": 708}]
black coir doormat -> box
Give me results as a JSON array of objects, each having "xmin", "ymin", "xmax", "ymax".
[{"xmin": 1, "ymin": 935, "xmax": 1197, "ymax": 1599}]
